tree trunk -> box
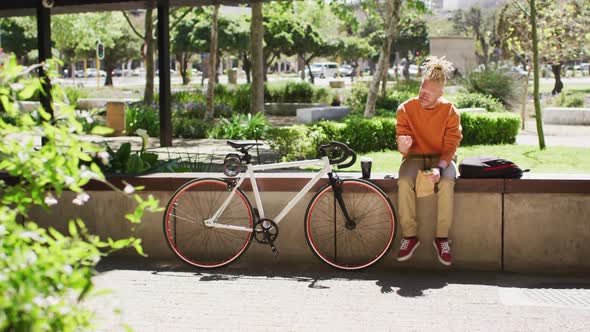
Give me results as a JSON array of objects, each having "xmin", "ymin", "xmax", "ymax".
[
  {"xmin": 530, "ymin": 0, "xmax": 545, "ymax": 149},
  {"xmin": 551, "ymin": 64, "xmax": 563, "ymax": 95},
  {"xmin": 381, "ymin": 48, "xmax": 390, "ymax": 97},
  {"xmin": 144, "ymin": 9, "xmax": 155, "ymax": 105},
  {"xmin": 250, "ymin": 2, "xmax": 265, "ymax": 114},
  {"xmin": 205, "ymin": 4, "xmax": 219, "ymax": 121},
  {"xmin": 520, "ymin": 64, "xmax": 533, "ymax": 130},
  {"xmin": 178, "ymin": 53, "xmax": 191, "ymax": 85},
  {"xmin": 241, "ymin": 52, "xmax": 251, "ymax": 84},
  {"xmin": 364, "ymin": 0, "xmax": 402, "ymax": 118}
]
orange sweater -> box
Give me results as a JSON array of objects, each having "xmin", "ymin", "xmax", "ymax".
[{"xmin": 396, "ymin": 97, "xmax": 462, "ymax": 164}]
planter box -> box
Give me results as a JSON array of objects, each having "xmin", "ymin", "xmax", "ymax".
[
  {"xmin": 296, "ymin": 106, "xmax": 350, "ymax": 124},
  {"xmin": 264, "ymin": 103, "xmax": 325, "ymax": 116},
  {"xmin": 329, "ymin": 80, "xmax": 345, "ymax": 88},
  {"xmin": 543, "ymin": 107, "xmax": 590, "ymax": 125}
]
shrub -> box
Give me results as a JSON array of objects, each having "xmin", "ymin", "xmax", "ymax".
[
  {"xmin": 208, "ymin": 112, "xmax": 270, "ymax": 140},
  {"xmin": 460, "ymin": 67, "xmax": 521, "ymax": 108},
  {"xmin": 126, "ymin": 103, "xmax": 160, "ymax": 137},
  {"xmin": 345, "ymin": 83, "xmax": 414, "ymax": 114},
  {"xmin": 564, "ymin": 96, "xmax": 584, "ymax": 108},
  {"xmin": 63, "ymin": 86, "xmax": 88, "ymax": 109},
  {"xmin": 394, "ymin": 79, "xmax": 421, "ymax": 94},
  {"xmin": 266, "ymin": 125, "xmax": 330, "ymax": 161},
  {"xmin": 266, "ymin": 115, "xmax": 397, "ymax": 161},
  {"xmin": 460, "ymin": 112, "xmax": 520, "ymax": 145},
  {"xmin": 0, "ymin": 56, "xmax": 159, "ymax": 331},
  {"xmin": 341, "ymin": 115, "xmax": 396, "ymax": 152},
  {"xmin": 172, "ymin": 117, "xmax": 209, "ymax": 139},
  {"xmin": 452, "ymin": 92, "xmax": 506, "ymax": 112}
]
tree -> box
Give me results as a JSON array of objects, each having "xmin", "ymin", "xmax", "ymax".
[
  {"xmin": 171, "ymin": 8, "xmax": 204, "ymax": 85},
  {"xmin": 328, "ymin": 0, "xmax": 427, "ymax": 117},
  {"xmin": 498, "ymin": 0, "xmax": 590, "ymax": 95},
  {"xmin": 52, "ymin": 13, "xmax": 135, "ymax": 86},
  {"xmin": 451, "ymin": 6, "xmax": 498, "ymax": 67},
  {"xmin": 337, "ymin": 37, "xmax": 375, "ymax": 82},
  {"xmin": 0, "ymin": 17, "xmax": 36, "ymax": 63},
  {"xmin": 205, "ymin": 5, "xmax": 219, "ymax": 121},
  {"xmin": 123, "ymin": 8, "xmax": 192, "ymax": 104}
]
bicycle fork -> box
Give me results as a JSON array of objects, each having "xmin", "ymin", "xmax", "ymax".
[{"xmin": 327, "ymin": 173, "xmax": 356, "ymax": 230}]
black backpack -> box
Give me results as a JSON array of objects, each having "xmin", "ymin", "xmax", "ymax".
[{"xmin": 458, "ymin": 155, "xmax": 529, "ymax": 179}]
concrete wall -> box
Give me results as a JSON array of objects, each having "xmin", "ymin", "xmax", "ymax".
[
  {"xmin": 26, "ymin": 174, "xmax": 590, "ymax": 273},
  {"xmin": 430, "ymin": 37, "xmax": 476, "ymax": 75}
]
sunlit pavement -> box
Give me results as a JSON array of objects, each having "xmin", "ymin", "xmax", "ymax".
[{"xmin": 87, "ymin": 258, "xmax": 590, "ymax": 331}]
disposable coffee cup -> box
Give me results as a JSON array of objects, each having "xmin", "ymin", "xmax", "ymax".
[{"xmin": 361, "ymin": 157, "xmax": 372, "ymax": 179}]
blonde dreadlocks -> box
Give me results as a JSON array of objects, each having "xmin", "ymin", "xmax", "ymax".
[{"xmin": 423, "ymin": 56, "xmax": 454, "ymax": 86}]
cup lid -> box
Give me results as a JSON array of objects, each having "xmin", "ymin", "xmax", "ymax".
[{"xmin": 360, "ymin": 157, "xmax": 372, "ymax": 162}]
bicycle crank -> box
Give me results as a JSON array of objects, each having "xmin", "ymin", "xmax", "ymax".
[{"xmin": 253, "ymin": 219, "xmax": 279, "ymax": 256}]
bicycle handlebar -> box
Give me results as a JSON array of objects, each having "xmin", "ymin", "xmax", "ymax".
[{"xmin": 318, "ymin": 141, "xmax": 357, "ymax": 169}]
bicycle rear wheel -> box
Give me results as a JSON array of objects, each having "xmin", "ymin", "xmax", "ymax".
[
  {"xmin": 163, "ymin": 178, "xmax": 254, "ymax": 268},
  {"xmin": 304, "ymin": 179, "xmax": 397, "ymax": 270}
]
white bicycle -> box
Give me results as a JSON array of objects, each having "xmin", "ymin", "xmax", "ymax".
[{"xmin": 163, "ymin": 141, "xmax": 397, "ymax": 270}]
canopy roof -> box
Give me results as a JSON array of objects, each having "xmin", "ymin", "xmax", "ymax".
[{"xmin": 0, "ymin": 0, "xmax": 267, "ymax": 17}]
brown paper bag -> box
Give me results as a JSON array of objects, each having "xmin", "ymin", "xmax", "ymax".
[{"xmin": 416, "ymin": 170, "xmax": 435, "ymax": 198}]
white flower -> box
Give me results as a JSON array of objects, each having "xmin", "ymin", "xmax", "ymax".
[
  {"xmin": 44, "ymin": 194, "xmax": 58, "ymax": 206},
  {"xmin": 97, "ymin": 151, "xmax": 110, "ymax": 165},
  {"xmin": 80, "ymin": 170, "xmax": 98, "ymax": 179},
  {"xmin": 25, "ymin": 250, "xmax": 38, "ymax": 264},
  {"xmin": 0, "ymin": 224, "xmax": 6, "ymax": 236},
  {"xmin": 123, "ymin": 183, "xmax": 135, "ymax": 194},
  {"xmin": 136, "ymin": 129, "xmax": 149, "ymax": 151},
  {"xmin": 10, "ymin": 83, "xmax": 25, "ymax": 91},
  {"xmin": 63, "ymin": 264, "xmax": 73, "ymax": 275},
  {"xmin": 72, "ymin": 192, "xmax": 90, "ymax": 206},
  {"xmin": 64, "ymin": 176, "xmax": 75, "ymax": 186}
]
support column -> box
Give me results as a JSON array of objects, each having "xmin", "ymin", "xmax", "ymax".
[
  {"xmin": 37, "ymin": 5, "xmax": 53, "ymax": 118},
  {"xmin": 250, "ymin": 2, "xmax": 264, "ymax": 114},
  {"xmin": 158, "ymin": 0, "xmax": 172, "ymax": 146}
]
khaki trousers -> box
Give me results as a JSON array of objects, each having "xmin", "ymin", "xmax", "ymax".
[{"xmin": 397, "ymin": 156, "xmax": 456, "ymax": 238}]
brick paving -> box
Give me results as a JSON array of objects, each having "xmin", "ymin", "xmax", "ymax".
[{"xmin": 87, "ymin": 259, "xmax": 590, "ymax": 331}]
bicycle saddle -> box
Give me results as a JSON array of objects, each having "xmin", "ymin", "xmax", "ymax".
[{"xmin": 227, "ymin": 141, "xmax": 263, "ymax": 150}]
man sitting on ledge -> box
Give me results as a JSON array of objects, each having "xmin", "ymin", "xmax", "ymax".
[{"xmin": 395, "ymin": 56, "xmax": 463, "ymax": 266}]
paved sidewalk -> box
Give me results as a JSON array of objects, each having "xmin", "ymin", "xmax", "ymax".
[{"xmin": 87, "ymin": 259, "xmax": 590, "ymax": 331}]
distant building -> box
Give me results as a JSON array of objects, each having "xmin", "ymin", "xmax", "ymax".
[{"xmin": 430, "ymin": 36, "xmax": 476, "ymax": 75}]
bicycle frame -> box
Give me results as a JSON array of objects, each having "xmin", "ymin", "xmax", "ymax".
[{"xmin": 204, "ymin": 156, "xmax": 333, "ymax": 232}]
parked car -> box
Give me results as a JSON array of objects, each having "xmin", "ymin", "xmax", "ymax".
[
  {"xmin": 86, "ymin": 68, "xmax": 107, "ymax": 77},
  {"xmin": 339, "ymin": 64, "xmax": 354, "ymax": 77},
  {"xmin": 305, "ymin": 62, "xmax": 339, "ymax": 79}
]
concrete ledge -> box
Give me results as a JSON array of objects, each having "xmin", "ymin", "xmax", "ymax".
[
  {"xmin": 14, "ymin": 173, "xmax": 590, "ymax": 273},
  {"xmin": 296, "ymin": 106, "xmax": 351, "ymax": 124},
  {"xmin": 77, "ymin": 98, "xmax": 141, "ymax": 110},
  {"xmin": 264, "ymin": 103, "xmax": 324, "ymax": 116},
  {"xmin": 542, "ymin": 107, "xmax": 590, "ymax": 125}
]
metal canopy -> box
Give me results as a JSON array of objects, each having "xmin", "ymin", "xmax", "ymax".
[{"xmin": 0, "ymin": 0, "xmax": 264, "ymax": 17}]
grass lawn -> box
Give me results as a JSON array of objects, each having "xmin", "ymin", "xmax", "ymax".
[{"xmin": 344, "ymin": 145, "xmax": 590, "ymax": 175}]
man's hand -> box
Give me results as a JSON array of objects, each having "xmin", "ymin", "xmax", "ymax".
[
  {"xmin": 428, "ymin": 168, "xmax": 441, "ymax": 183},
  {"xmin": 397, "ymin": 135, "xmax": 413, "ymax": 154}
]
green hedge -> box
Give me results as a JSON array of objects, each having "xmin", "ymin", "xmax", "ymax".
[
  {"xmin": 345, "ymin": 83, "xmax": 414, "ymax": 114},
  {"xmin": 451, "ymin": 92, "xmax": 506, "ymax": 112},
  {"xmin": 267, "ymin": 112, "xmax": 520, "ymax": 160},
  {"xmin": 460, "ymin": 112, "xmax": 520, "ymax": 146}
]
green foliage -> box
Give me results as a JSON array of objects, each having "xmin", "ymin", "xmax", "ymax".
[
  {"xmin": 340, "ymin": 116, "xmax": 397, "ymax": 152},
  {"xmin": 451, "ymin": 92, "xmax": 506, "ymax": 112},
  {"xmin": 63, "ymin": 86, "xmax": 88, "ymax": 109},
  {"xmin": 555, "ymin": 91, "xmax": 585, "ymax": 108},
  {"xmin": 172, "ymin": 117, "xmax": 209, "ymax": 139},
  {"xmin": 264, "ymin": 81, "xmax": 331, "ymax": 104},
  {"xmin": 266, "ymin": 115, "xmax": 396, "ymax": 161},
  {"xmin": 0, "ymin": 55, "xmax": 161, "ymax": 330},
  {"xmin": 460, "ymin": 112, "xmax": 520, "ymax": 146},
  {"xmin": 100, "ymin": 142, "xmax": 177, "ymax": 174},
  {"xmin": 208, "ymin": 113, "xmax": 270, "ymax": 140},
  {"xmin": 346, "ymin": 83, "xmax": 414, "ymax": 113},
  {"xmin": 460, "ymin": 67, "xmax": 521, "ymax": 108},
  {"xmin": 126, "ymin": 104, "xmax": 160, "ymax": 137}
]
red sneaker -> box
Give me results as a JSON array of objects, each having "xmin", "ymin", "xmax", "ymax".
[
  {"xmin": 397, "ymin": 237, "xmax": 420, "ymax": 262},
  {"xmin": 433, "ymin": 238, "xmax": 452, "ymax": 266}
]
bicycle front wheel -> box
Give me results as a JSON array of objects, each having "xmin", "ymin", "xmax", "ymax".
[
  {"xmin": 305, "ymin": 179, "xmax": 397, "ymax": 270},
  {"xmin": 163, "ymin": 178, "xmax": 254, "ymax": 268}
]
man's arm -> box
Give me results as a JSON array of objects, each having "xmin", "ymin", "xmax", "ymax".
[
  {"xmin": 440, "ymin": 106, "xmax": 462, "ymax": 166},
  {"xmin": 395, "ymin": 105, "xmax": 413, "ymax": 156}
]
